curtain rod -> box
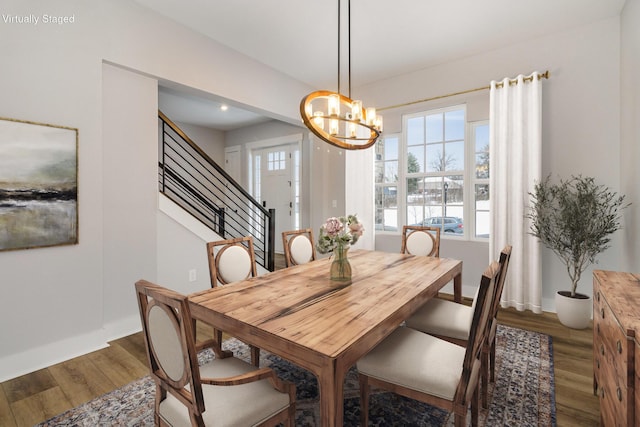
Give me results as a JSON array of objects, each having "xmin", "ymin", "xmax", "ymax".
[{"xmin": 378, "ymin": 70, "xmax": 549, "ymax": 112}]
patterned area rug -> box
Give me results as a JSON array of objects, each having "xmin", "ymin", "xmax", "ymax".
[{"xmin": 37, "ymin": 324, "xmax": 555, "ymax": 426}]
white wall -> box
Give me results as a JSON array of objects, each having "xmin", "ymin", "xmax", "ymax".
[
  {"xmin": 174, "ymin": 122, "xmax": 226, "ymax": 164},
  {"xmin": 363, "ymin": 17, "xmax": 623, "ymax": 310},
  {"xmin": 0, "ymin": 0, "xmax": 312, "ymax": 382},
  {"xmin": 620, "ymin": 0, "xmax": 640, "ymax": 272},
  {"xmin": 102, "ymin": 64, "xmax": 159, "ymax": 336}
]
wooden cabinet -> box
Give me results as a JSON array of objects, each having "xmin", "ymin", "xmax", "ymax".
[{"xmin": 593, "ymin": 270, "xmax": 640, "ymax": 426}]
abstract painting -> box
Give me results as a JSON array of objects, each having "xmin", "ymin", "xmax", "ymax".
[{"xmin": 0, "ymin": 117, "xmax": 78, "ymax": 251}]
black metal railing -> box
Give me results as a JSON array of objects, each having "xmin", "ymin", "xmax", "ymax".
[{"xmin": 158, "ymin": 111, "xmax": 275, "ymax": 271}]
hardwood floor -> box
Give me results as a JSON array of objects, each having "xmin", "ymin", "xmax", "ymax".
[{"xmin": 1, "ymin": 271, "xmax": 598, "ymax": 426}]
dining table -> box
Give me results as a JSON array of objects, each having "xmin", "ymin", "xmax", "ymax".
[{"xmin": 188, "ymin": 249, "xmax": 462, "ymax": 426}]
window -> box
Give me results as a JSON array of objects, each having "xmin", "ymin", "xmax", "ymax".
[
  {"xmin": 375, "ymin": 134, "xmax": 399, "ymax": 231},
  {"xmin": 471, "ymin": 121, "xmax": 490, "ymax": 238},
  {"xmin": 267, "ymin": 151, "xmax": 286, "ymax": 171},
  {"xmin": 374, "ymin": 106, "xmax": 490, "ymax": 239},
  {"xmin": 405, "ymin": 106, "xmax": 465, "ymax": 236}
]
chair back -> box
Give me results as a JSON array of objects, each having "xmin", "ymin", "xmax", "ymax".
[
  {"xmin": 206, "ymin": 236, "xmax": 257, "ymax": 287},
  {"xmin": 401, "ymin": 225, "xmax": 440, "ymax": 257},
  {"xmin": 457, "ymin": 261, "xmax": 500, "ymax": 398},
  {"xmin": 491, "ymin": 245, "xmax": 512, "ymax": 320},
  {"xmin": 135, "ymin": 280, "xmax": 206, "ymax": 417},
  {"xmin": 282, "ymin": 228, "xmax": 316, "ymax": 267}
]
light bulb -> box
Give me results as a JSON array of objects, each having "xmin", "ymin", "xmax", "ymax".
[{"xmin": 328, "ymin": 94, "xmax": 340, "ymax": 116}]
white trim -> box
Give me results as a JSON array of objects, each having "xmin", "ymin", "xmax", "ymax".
[
  {"xmin": 158, "ymin": 193, "xmax": 221, "ymax": 242},
  {"xmin": 157, "ymin": 193, "xmax": 270, "ymax": 275},
  {"xmin": 0, "ymin": 329, "xmax": 109, "ymax": 383},
  {"xmin": 244, "ymin": 133, "xmax": 303, "ymax": 150}
]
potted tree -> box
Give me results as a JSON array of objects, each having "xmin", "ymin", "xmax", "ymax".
[{"xmin": 527, "ymin": 175, "xmax": 628, "ymax": 329}]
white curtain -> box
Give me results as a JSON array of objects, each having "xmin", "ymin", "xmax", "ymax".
[
  {"xmin": 346, "ymin": 149, "xmax": 375, "ymax": 250},
  {"xmin": 489, "ymin": 72, "xmax": 542, "ymax": 313}
]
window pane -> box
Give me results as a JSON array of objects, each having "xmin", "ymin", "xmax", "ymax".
[
  {"xmin": 475, "ymin": 184, "xmax": 490, "ymax": 238},
  {"xmin": 406, "ymin": 204, "xmax": 424, "ymax": 227},
  {"xmin": 474, "ymin": 123, "xmax": 490, "ymax": 179},
  {"xmin": 444, "ymin": 141, "xmax": 464, "ymax": 171},
  {"xmin": 385, "ymin": 137, "xmax": 399, "ymax": 160},
  {"xmin": 375, "ymin": 186, "xmax": 398, "ymax": 231},
  {"xmin": 407, "ymin": 147, "xmax": 424, "ymax": 173},
  {"xmin": 407, "ymin": 177, "xmax": 421, "ymax": 199},
  {"xmin": 407, "ymin": 117, "xmax": 424, "ymax": 145},
  {"xmin": 375, "ymin": 161, "xmax": 384, "ymax": 183},
  {"xmin": 425, "ymin": 144, "xmax": 443, "ymax": 172},
  {"xmin": 445, "ymin": 110, "xmax": 464, "ymax": 141},
  {"xmin": 426, "ymin": 114, "xmax": 442, "ymax": 143},
  {"xmin": 423, "ymin": 176, "xmax": 441, "ymax": 206},
  {"xmin": 384, "ymin": 161, "xmax": 398, "ymax": 183},
  {"xmin": 444, "ymin": 176, "xmax": 463, "ymax": 236},
  {"xmin": 475, "ymin": 153, "xmax": 489, "ymax": 179},
  {"xmin": 475, "ymin": 124, "xmax": 489, "ymax": 151}
]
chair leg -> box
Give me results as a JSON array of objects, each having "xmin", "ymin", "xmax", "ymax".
[
  {"xmin": 471, "ymin": 382, "xmax": 480, "ymax": 427},
  {"xmin": 490, "ymin": 340, "xmax": 496, "ymax": 382},
  {"xmin": 454, "ymin": 411, "xmax": 466, "ymax": 427},
  {"xmin": 359, "ymin": 374, "xmax": 370, "ymax": 426},
  {"xmin": 250, "ymin": 345, "xmax": 260, "ymax": 367},
  {"xmin": 481, "ymin": 347, "xmax": 489, "ymax": 409}
]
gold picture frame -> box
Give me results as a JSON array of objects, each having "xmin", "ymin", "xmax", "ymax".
[{"xmin": 0, "ymin": 117, "xmax": 78, "ymax": 251}]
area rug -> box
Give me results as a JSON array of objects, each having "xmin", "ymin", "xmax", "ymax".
[{"xmin": 37, "ymin": 324, "xmax": 555, "ymax": 426}]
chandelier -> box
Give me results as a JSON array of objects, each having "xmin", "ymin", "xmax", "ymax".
[{"xmin": 299, "ymin": 0, "xmax": 382, "ymax": 150}]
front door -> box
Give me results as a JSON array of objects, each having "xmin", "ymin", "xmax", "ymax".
[{"xmin": 255, "ymin": 145, "xmax": 295, "ymax": 253}]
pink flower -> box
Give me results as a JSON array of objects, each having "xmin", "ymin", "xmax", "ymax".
[
  {"xmin": 323, "ymin": 217, "xmax": 344, "ymax": 236},
  {"xmin": 349, "ymin": 222, "xmax": 364, "ymax": 237}
]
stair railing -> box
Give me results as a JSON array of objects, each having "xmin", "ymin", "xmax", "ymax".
[{"xmin": 158, "ymin": 111, "xmax": 275, "ymax": 271}]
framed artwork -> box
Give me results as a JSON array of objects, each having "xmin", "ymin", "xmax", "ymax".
[{"xmin": 0, "ymin": 117, "xmax": 78, "ymax": 251}]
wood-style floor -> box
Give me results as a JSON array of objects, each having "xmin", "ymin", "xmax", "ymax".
[{"xmin": 1, "ymin": 262, "xmax": 598, "ymax": 426}]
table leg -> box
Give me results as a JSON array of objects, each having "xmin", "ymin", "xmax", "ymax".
[
  {"xmin": 317, "ymin": 361, "xmax": 345, "ymax": 427},
  {"xmin": 454, "ymin": 272, "xmax": 462, "ymax": 303}
]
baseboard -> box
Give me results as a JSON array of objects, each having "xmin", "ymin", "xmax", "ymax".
[
  {"xmin": 0, "ymin": 314, "xmax": 143, "ymax": 383},
  {"xmin": 0, "ymin": 329, "xmax": 109, "ymax": 383}
]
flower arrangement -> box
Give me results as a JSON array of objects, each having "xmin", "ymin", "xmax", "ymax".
[{"xmin": 316, "ymin": 214, "xmax": 364, "ymax": 254}]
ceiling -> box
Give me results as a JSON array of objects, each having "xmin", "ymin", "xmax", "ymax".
[{"xmin": 143, "ymin": 0, "xmax": 626, "ymax": 130}]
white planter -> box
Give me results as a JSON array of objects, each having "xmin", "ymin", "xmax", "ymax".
[{"xmin": 555, "ymin": 290, "xmax": 592, "ymax": 329}]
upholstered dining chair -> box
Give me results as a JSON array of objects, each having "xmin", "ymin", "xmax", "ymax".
[
  {"xmin": 205, "ymin": 236, "xmax": 260, "ymax": 366},
  {"xmin": 400, "ymin": 225, "xmax": 441, "ymax": 257},
  {"xmin": 282, "ymin": 228, "xmax": 316, "ymax": 268},
  {"xmin": 404, "ymin": 245, "xmax": 512, "ymax": 408},
  {"xmin": 357, "ymin": 261, "xmax": 500, "ymax": 427},
  {"xmin": 206, "ymin": 236, "xmax": 258, "ymax": 287},
  {"xmin": 135, "ymin": 280, "xmax": 296, "ymax": 427}
]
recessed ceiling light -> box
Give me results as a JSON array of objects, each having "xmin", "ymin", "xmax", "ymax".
[{"xmin": 220, "ymin": 105, "xmax": 229, "ymax": 111}]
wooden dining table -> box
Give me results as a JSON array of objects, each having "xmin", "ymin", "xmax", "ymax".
[{"xmin": 188, "ymin": 249, "xmax": 462, "ymax": 426}]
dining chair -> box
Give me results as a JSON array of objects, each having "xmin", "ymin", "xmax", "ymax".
[
  {"xmin": 205, "ymin": 236, "xmax": 260, "ymax": 366},
  {"xmin": 400, "ymin": 225, "xmax": 441, "ymax": 257},
  {"xmin": 483, "ymin": 246, "xmax": 513, "ymax": 401},
  {"xmin": 206, "ymin": 236, "xmax": 258, "ymax": 287},
  {"xmin": 282, "ymin": 228, "xmax": 316, "ymax": 267},
  {"xmin": 357, "ymin": 260, "xmax": 500, "ymax": 426},
  {"xmin": 135, "ymin": 280, "xmax": 296, "ymax": 427},
  {"xmin": 404, "ymin": 245, "xmax": 512, "ymax": 408}
]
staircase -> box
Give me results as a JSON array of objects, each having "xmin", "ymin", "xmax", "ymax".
[{"xmin": 158, "ymin": 111, "xmax": 275, "ymax": 271}]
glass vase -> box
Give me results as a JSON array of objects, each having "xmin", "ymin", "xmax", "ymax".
[{"xmin": 330, "ymin": 244, "xmax": 352, "ymax": 282}]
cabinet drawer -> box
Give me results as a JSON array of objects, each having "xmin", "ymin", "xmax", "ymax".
[{"xmin": 595, "ymin": 296, "xmax": 630, "ymax": 388}]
